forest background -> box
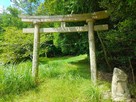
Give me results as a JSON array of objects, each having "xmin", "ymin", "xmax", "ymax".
[{"xmin": 0, "ymin": 0, "xmax": 136, "ymax": 74}]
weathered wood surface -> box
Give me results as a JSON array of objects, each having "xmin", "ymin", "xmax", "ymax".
[
  {"xmin": 23, "ymin": 24, "xmax": 108, "ymax": 33},
  {"xmin": 19, "ymin": 10, "xmax": 108, "ymax": 23},
  {"xmin": 61, "ymin": 22, "xmax": 66, "ymax": 27},
  {"xmin": 87, "ymin": 19, "xmax": 97, "ymax": 84},
  {"xmin": 32, "ymin": 23, "xmax": 40, "ymax": 83}
]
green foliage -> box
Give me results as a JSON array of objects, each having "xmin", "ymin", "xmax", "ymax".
[
  {"xmin": 0, "ymin": 14, "xmax": 22, "ymax": 28},
  {"xmin": 100, "ymin": 0, "xmax": 136, "ymax": 21},
  {"xmin": 4, "ymin": 0, "xmax": 135, "ymax": 70},
  {"xmin": 0, "ymin": 26, "xmax": 62, "ymax": 63},
  {"xmin": 0, "ymin": 0, "xmax": 135, "ymax": 77},
  {"xmin": 39, "ymin": 0, "xmax": 100, "ymax": 15},
  {"xmin": 99, "ymin": 0, "xmax": 136, "ymax": 69},
  {"xmin": 0, "ymin": 1, "xmax": 135, "ymax": 101},
  {"xmin": 0, "ymin": 7, "xmax": 26, "ymax": 28},
  {"xmin": 35, "ymin": 0, "xmax": 100, "ymax": 56},
  {"xmin": 1, "ymin": 27, "xmax": 33, "ymax": 63},
  {"xmin": 7, "ymin": 6, "xmax": 20, "ymax": 17},
  {"xmin": 53, "ymin": 33, "xmax": 88, "ymax": 55}
]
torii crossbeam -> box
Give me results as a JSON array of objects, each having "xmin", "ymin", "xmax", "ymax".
[{"xmin": 20, "ymin": 10, "xmax": 109, "ymax": 84}]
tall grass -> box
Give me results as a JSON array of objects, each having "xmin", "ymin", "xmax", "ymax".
[
  {"xmin": 0, "ymin": 55, "xmax": 111, "ymax": 102},
  {"xmin": 0, "ymin": 61, "xmax": 35, "ymax": 98}
]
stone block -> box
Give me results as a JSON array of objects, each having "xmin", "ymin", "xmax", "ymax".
[{"xmin": 112, "ymin": 68, "xmax": 130, "ymax": 101}]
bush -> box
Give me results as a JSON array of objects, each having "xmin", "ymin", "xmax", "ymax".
[{"xmin": 0, "ymin": 27, "xmax": 33, "ymax": 63}]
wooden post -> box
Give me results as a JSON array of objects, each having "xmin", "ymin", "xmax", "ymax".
[
  {"xmin": 61, "ymin": 22, "xmax": 66, "ymax": 27},
  {"xmin": 87, "ymin": 19, "xmax": 97, "ymax": 84},
  {"xmin": 32, "ymin": 22, "xmax": 40, "ymax": 83}
]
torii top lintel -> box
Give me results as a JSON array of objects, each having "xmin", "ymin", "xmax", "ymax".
[{"xmin": 19, "ymin": 10, "xmax": 109, "ymax": 23}]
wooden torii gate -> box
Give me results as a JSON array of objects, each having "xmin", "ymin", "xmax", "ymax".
[{"xmin": 20, "ymin": 10, "xmax": 109, "ymax": 84}]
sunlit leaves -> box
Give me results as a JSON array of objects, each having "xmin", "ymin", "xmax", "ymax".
[{"xmin": 1, "ymin": 27, "xmax": 33, "ymax": 63}]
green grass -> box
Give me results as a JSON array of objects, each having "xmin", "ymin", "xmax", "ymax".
[
  {"xmin": 0, "ymin": 54, "xmax": 112, "ymax": 102},
  {"xmin": 0, "ymin": 61, "xmax": 36, "ymax": 101}
]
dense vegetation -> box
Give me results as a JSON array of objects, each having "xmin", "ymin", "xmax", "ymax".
[
  {"xmin": 0, "ymin": 55, "xmax": 112, "ymax": 102},
  {"xmin": 0, "ymin": 0, "xmax": 136, "ymax": 72},
  {"xmin": 0, "ymin": 0, "xmax": 136, "ymax": 101}
]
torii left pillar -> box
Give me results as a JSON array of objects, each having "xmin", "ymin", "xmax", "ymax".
[
  {"xmin": 87, "ymin": 19, "xmax": 97, "ymax": 85},
  {"xmin": 32, "ymin": 22, "xmax": 40, "ymax": 83}
]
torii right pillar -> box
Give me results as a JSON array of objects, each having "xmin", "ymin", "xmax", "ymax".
[{"xmin": 87, "ymin": 19, "xmax": 97, "ymax": 84}]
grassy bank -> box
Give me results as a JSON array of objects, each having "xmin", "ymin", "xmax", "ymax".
[
  {"xmin": 0, "ymin": 55, "xmax": 111, "ymax": 102},
  {"xmin": 0, "ymin": 62, "xmax": 36, "ymax": 99}
]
